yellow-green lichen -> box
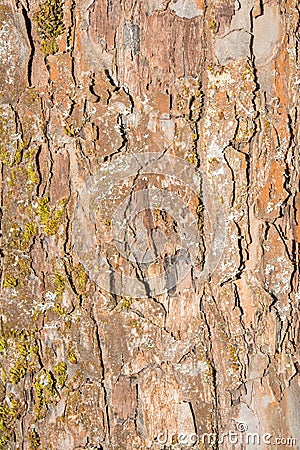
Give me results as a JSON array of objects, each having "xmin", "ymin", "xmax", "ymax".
[
  {"xmin": 53, "ymin": 362, "xmax": 67, "ymax": 388},
  {"xmin": 9, "ymin": 360, "xmax": 27, "ymax": 385},
  {"xmin": 0, "ymin": 338, "xmax": 6, "ymax": 353},
  {"xmin": 203, "ymin": 359, "xmax": 214, "ymax": 383},
  {"xmin": 52, "ymin": 303, "xmax": 66, "ymax": 316},
  {"xmin": 0, "ymin": 330, "xmax": 39, "ymax": 385},
  {"xmin": 242, "ymin": 62, "xmax": 255, "ymax": 82},
  {"xmin": 3, "ymin": 276, "xmax": 18, "ymax": 289},
  {"xmin": 0, "ymin": 107, "xmax": 20, "ymax": 167},
  {"xmin": 0, "ymin": 394, "xmax": 22, "ymax": 450},
  {"xmin": 120, "ymin": 296, "xmax": 132, "ymax": 310},
  {"xmin": 28, "ymin": 428, "xmax": 41, "ymax": 449},
  {"xmin": 3, "ymin": 250, "xmax": 31, "ymax": 292},
  {"xmin": 175, "ymin": 78, "xmax": 203, "ymax": 122},
  {"xmin": 33, "ymin": 0, "xmax": 65, "ymax": 55},
  {"xmin": 67, "ymin": 351, "xmax": 77, "ymax": 365},
  {"xmin": 64, "ymin": 124, "xmax": 81, "ymax": 138},
  {"xmin": 172, "ymin": 434, "xmax": 179, "ymax": 445},
  {"xmin": 64, "ymin": 114, "xmax": 89, "ymax": 138},
  {"xmin": 8, "ymin": 165, "xmax": 38, "ymax": 194},
  {"xmin": 69, "ymin": 263, "xmax": 89, "ymax": 295},
  {"xmin": 187, "ymin": 152, "xmax": 198, "ymax": 166},
  {"xmin": 22, "ymin": 148, "xmax": 40, "ymax": 190},
  {"xmin": 48, "ymin": 271, "xmax": 67, "ymax": 315},
  {"xmin": 234, "ymin": 118, "xmax": 255, "ymax": 144},
  {"xmin": 37, "ymin": 197, "xmax": 67, "ymax": 235},
  {"xmin": 23, "ymin": 221, "xmax": 37, "ymax": 246},
  {"xmin": 209, "ymin": 19, "xmax": 218, "ymax": 31},
  {"xmin": 228, "ymin": 343, "xmax": 241, "ymax": 374},
  {"xmin": 34, "ymin": 370, "xmax": 57, "ymax": 420},
  {"xmin": 27, "ymin": 162, "xmax": 39, "ymax": 186},
  {"xmin": 129, "ymin": 319, "xmax": 142, "ymax": 334},
  {"xmin": 54, "ymin": 271, "xmax": 65, "ymax": 299}
]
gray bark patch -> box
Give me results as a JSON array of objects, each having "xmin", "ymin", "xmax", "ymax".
[
  {"xmin": 214, "ymin": 29, "xmax": 251, "ymax": 64},
  {"xmin": 123, "ymin": 21, "xmax": 140, "ymax": 55},
  {"xmin": 253, "ymin": 5, "xmax": 281, "ymax": 65},
  {"xmin": 170, "ymin": 0, "xmax": 203, "ymax": 19}
]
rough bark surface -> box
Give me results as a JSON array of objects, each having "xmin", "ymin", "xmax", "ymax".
[{"xmin": 0, "ymin": 0, "xmax": 300, "ymax": 449}]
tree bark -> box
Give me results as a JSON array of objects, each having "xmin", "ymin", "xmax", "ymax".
[{"xmin": 0, "ymin": 0, "xmax": 299, "ymax": 449}]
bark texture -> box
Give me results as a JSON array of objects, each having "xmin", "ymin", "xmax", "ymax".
[{"xmin": 0, "ymin": 0, "xmax": 300, "ymax": 449}]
